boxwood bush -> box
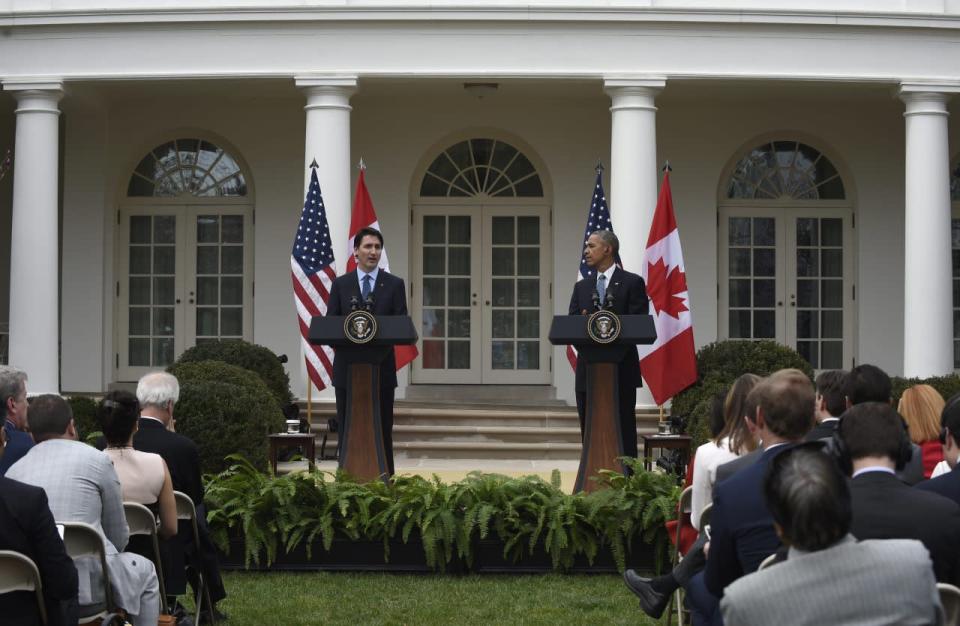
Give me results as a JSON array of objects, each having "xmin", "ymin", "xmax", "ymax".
[
  {"xmin": 67, "ymin": 395, "xmax": 100, "ymax": 444},
  {"xmin": 671, "ymin": 340, "xmax": 814, "ymax": 447},
  {"xmin": 891, "ymin": 374, "xmax": 960, "ymax": 404},
  {"xmin": 175, "ymin": 379, "xmax": 284, "ymax": 475},
  {"xmin": 174, "ymin": 340, "xmax": 294, "ymax": 408}
]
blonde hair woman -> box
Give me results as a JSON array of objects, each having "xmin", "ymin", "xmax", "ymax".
[{"xmin": 898, "ymin": 384, "xmax": 946, "ymax": 479}]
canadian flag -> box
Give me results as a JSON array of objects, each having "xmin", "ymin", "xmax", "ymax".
[
  {"xmin": 639, "ymin": 171, "xmax": 697, "ymax": 405},
  {"xmin": 347, "ymin": 168, "xmax": 420, "ymax": 370}
]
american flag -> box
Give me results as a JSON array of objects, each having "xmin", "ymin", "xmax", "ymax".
[
  {"xmin": 566, "ymin": 166, "xmax": 621, "ymax": 371},
  {"xmin": 291, "ymin": 164, "xmax": 337, "ymax": 391}
]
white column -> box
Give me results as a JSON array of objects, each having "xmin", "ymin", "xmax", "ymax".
[
  {"xmin": 295, "ymin": 75, "xmax": 357, "ymax": 267},
  {"xmin": 900, "ymin": 84, "xmax": 957, "ymax": 378},
  {"xmin": 603, "ymin": 77, "xmax": 665, "ymax": 272},
  {"xmin": 3, "ymin": 80, "xmax": 63, "ymax": 394}
]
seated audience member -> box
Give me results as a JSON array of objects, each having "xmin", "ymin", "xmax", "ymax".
[
  {"xmin": 838, "ymin": 401, "xmax": 960, "ymax": 584},
  {"xmin": 99, "ymin": 390, "xmax": 177, "ymax": 539},
  {"xmin": 0, "ymin": 366, "xmax": 32, "ymax": 475},
  {"xmin": 0, "ymin": 426, "xmax": 79, "ymax": 626},
  {"xmin": 804, "ymin": 369, "xmax": 845, "ymax": 441},
  {"xmin": 623, "ymin": 375, "xmax": 761, "ymax": 619},
  {"xmin": 688, "ymin": 369, "xmax": 816, "ymax": 625},
  {"xmin": 721, "ymin": 444, "xmax": 943, "ymax": 626},
  {"xmin": 899, "ymin": 384, "xmax": 946, "ymax": 478},
  {"xmin": 843, "ymin": 364, "xmax": 924, "ymax": 484},
  {"xmin": 917, "ymin": 393, "xmax": 960, "ymax": 506},
  {"xmin": 134, "ymin": 372, "xmax": 227, "ymax": 619},
  {"xmin": 7, "ymin": 395, "xmax": 160, "ymax": 626},
  {"xmin": 711, "ymin": 382, "xmax": 767, "ymax": 490}
]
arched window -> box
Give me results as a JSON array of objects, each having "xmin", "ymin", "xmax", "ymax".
[
  {"xmin": 127, "ymin": 138, "xmax": 247, "ymax": 197},
  {"xmin": 419, "ymin": 138, "xmax": 543, "ymax": 198},
  {"xmin": 726, "ymin": 140, "xmax": 845, "ymax": 201}
]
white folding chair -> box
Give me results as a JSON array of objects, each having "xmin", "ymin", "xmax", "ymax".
[
  {"xmin": 60, "ymin": 521, "xmax": 115, "ymax": 624},
  {"xmin": 697, "ymin": 503, "xmax": 713, "ymax": 531},
  {"xmin": 124, "ymin": 502, "xmax": 169, "ymax": 614},
  {"xmin": 174, "ymin": 491, "xmax": 216, "ymax": 625},
  {"xmin": 666, "ymin": 486, "xmax": 693, "ymax": 626},
  {"xmin": 938, "ymin": 582, "xmax": 960, "ymax": 626},
  {"xmin": 0, "ymin": 549, "xmax": 47, "ymax": 624}
]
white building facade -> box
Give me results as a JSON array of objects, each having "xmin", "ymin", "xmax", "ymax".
[{"xmin": 1, "ymin": 1, "xmax": 959, "ymax": 404}]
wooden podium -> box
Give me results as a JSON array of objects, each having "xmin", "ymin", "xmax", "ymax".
[
  {"xmin": 549, "ymin": 314, "xmax": 656, "ymax": 492},
  {"xmin": 309, "ymin": 314, "xmax": 417, "ymax": 482}
]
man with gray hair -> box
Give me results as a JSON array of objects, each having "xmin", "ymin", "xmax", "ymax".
[
  {"xmin": 567, "ymin": 229, "xmax": 648, "ymax": 459},
  {"xmin": 132, "ymin": 371, "xmax": 227, "ymax": 620},
  {"xmin": 0, "ymin": 365, "xmax": 31, "ymax": 475}
]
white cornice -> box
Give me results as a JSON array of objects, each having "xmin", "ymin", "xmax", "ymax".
[{"xmin": 3, "ymin": 6, "xmax": 960, "ymax": 30}]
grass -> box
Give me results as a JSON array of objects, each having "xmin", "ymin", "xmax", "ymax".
[{"xmin": 212, "ymin": 571, "xmax": 664, "ymax": 625}]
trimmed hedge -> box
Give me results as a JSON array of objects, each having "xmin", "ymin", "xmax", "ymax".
[
  {"xmin": 67, "ymin": 396, "xmax": 100, "ymax": 444},
  {"xmin": 169, "ymin": 360, "xmax": 267, "ymax": 394},
  {"xmin": 891, "ymin": 375, "xmax": 960, "ymax": 404},
  {"xmin": 175, "ymin": 380, "xmax": 284, "ymax": 475},
  {"xmin": 174, "ymin": 340, "xmax": 294, "ymax": 407},
  {"xmin": 671, "ymin": 340, "xmax": 814, "ymax": 447}
]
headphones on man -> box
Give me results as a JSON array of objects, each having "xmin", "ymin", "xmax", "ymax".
[{"xmin": 829, "ymin": 413, "xmax": 913, "ymax": 476}]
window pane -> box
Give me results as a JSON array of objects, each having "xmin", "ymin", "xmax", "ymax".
[
  {"xmin": 153, "ymin": 338, "xmax": 174, "ymax": 366},
  {"xmin": 797, "ymin": 310, "xmax": 818, "ymax": 339},
  {"xmin": 516, "ymin": 249, "xmax": 539, "ymax": 276},
  {"xmin": 221, "ymin": 215, "xmax": 243, "ymax": 243},
  {"xmin": 153, "ymin": 277, "xmax": 175, "ymax": 305},
  {"xmin": 797, "ymin": 341, "xmax": 817, "ymax": 368},
  {"xmin": 154, "ymin": 246, "xmax": 175, "ymax": 274},
  {"xmin": 447, "ymin": 310, "xmax": 470, "ymax": 338},
  {"xmin": 130, "ymin": 247, "xmax": 151, "ymax": 274},
  {"xmin": 130, "ymin": 277, "xmax": 151, "ymax": 305},
  {"xmin": 821, "ymin": 218, "xmax": 842, "ymax": 246},
  {"xmin": 492, "ymin": 279, "xmax": 514, "ymax": 307},
  {"xmin": 154, "ymin": 216, "xmax": 176, "ymax": 244},
  {"xmin": 517, "ymin": 342, "xmax": 539, "ymax": 370},
  {"xmin": 197, "ymin": 216, "xmax": 219, "ymax": 243},
  {"xmin": 448, "ymin": 248, "xmax": 470, "ymax": 275},
  {"xmin": 196, "ymin": 308, "xmax": 218, "ymax": 336},
  {"xmin": 821, "ymin": 341, "xmax": 843, "ymax": 369},
  {"xmin": 753, "ymin": 249, "xmax": 775, "ymax": 277},
  {"xmin": 797, "ymin": 249, "xmax": 818, "ymax": 277},
  {"xmin": 221, "ymin": 308, "xmax": 243, "ymax": 336},
  {"xmin": 728, "ymin": 218, "xmax": 750, "ymax": 245},
  {"xmin": 221, "ymin": 247, "xmax": 243, "ymax": 274},
  {"xmin": 221, "ymin": 277, "xmax": 243, "ymax": 305},
  {"xmin": 448, "ymin": 341, "xmax": 470, "ymax": 369},
  {"xmin": 492, "ymin": 310, "xmax": 514, "ymax": 338},
  {"xmin": 449, "ymin": 216, "xmax": 470, "ymax": 244},
  {"xmin": 796, "ymin": 218, "xmax": 817, "ymax": 246},
  {"xmin": 492, "ymin": 341, "xmax": 515, "ymax": 370},
  {"xmin": 492, "ymin": 217, "xmax": 514, "ymax": 245},
  {"xmin": 492, "ymin": 248, "xmax": 515, "ymax": 276},
  {"xmin": 729, "ymin": 310, "xmax": 751, "ymax": 338},
  {"xmin": 422, "ymin": 340, "xmax": 444, "ymax": 369},
  {"xmin": 797, "ymin": 280, "xmax": 818, "ymax": 308},
  {"xmin": 153, "ymin": 307, "xmax": 175, "ymax": 336},
  {"xmin": 729, "ymin": 280, "xmax": 751, "ymax": 307},
  {"xmin": 754, "ymin": 310, "xmax": 775, "ymax": 338},
  {"xmin": 197, "ymin": 247, "xmax": 218, "ymax": 274},
  {"xmin": 448, "ymin": 279, "xmax": 470, "ymax": 307},
  {"xmin": 129, "ymin": 338, "xmax": 150, "ymax": 366},
  {"xmin": 753, "ymin": 218, "xmax": 775, "ymax": 246},
  {"xmin": 753, "ymin": 280, "xmax": 775, "ymax": 308},
  {"xmin": 130, "ymin": 216, "xmax": 151, "ymax": 244},
  {"xmin": 821, "ymin": 249, "xmax": 842, "ymax": 277},
  {"xmin": 424, "ymin": 216, "xmax": 445, "ymax": 244},
  {"xmin": 517, "ymin": 217, "xmax": 539, "ymax": 245},
  {"xmin": 422, "ymin": 309, "xmax": 445, "ymax": 338},
  {"xmin": 517, "ymin": 310, "xmax": 539, "ymax": 338},
  {"xmin": 423, "ymin": 278, "xmax": 445, "ymax": 306},
  {"xmin": 129, "ymin": 308, "xmax": 150, "ymax": 335},
  {"xmin": 197, "ymin": 277, "xmax": 218, "ymax": 305},
  {"xmin": 729, "ymin": 249, "xmax": 750, "ymax": 277},
  {"xmin": 822, "ymin": 280, "xmax": 843, "ymax": 308},
  {"xmin": 517, "ymin": 280, "xmax": 539, "ymax": 307},
  {"xmin": 423, "ymin": 248, "xmax": 445, "ymax": 275},
  {"xmin": 821, "ymin": 311, "xmax": 843, "ymax": 339}
]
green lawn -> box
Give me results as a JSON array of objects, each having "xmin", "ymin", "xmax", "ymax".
[{"xmin": 214, "ymin": 571, "xmax": 665, "ymax": 625}]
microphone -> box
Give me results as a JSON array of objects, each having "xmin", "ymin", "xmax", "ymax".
[
  {"xmin": 591, "ymin": 290, "xmax": 601, "ymax": 312},
  {"xmin": 364, "ymin": 292, "xmax": 376, "ymax": 312},
  {"xmin": 604, "ymin": 291, "xmax": 615, "ymax": 310},
  {"xmin": 349, "ymin": 295, "xmax": 359, "ymax": 311}
]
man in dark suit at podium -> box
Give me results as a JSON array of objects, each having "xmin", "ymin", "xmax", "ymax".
[
  {"xmin": 328, "ymin": 227, "xmax": 408, "ymax": 475},
  {"xmin": 568, "ymin": 230, "xmax": 648, "ymax": 460}
]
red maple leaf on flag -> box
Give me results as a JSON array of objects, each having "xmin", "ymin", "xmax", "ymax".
[{"xmin": 647, "ymin": 258, "xmax": 689, "ymax": 319}]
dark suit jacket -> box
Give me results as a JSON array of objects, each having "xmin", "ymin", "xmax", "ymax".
[
  {"xmin": 705, "ymin": 445, "xmax": 789, "ymax": 597},
  {"xmin": 132, "ymin": 417, "xmax": 204, "ymax": 507},
  {"xmin": 327, "ymin": 269, "xmax": 408, "ymax": 388},
  {"xmin": 804, "ymin": 418, "xmax": 839, "ymax": 442},
  {"xmin": 850, "ymin": 470, "xmax": 960, "ymax": 584},
  {"xmin": 917, "ymin": 465, "xmax": 960, "ymax": 507},
  {"xmin": 0, "ymin": 476, "xmax": 78, "ymax": 626},
  {"xmin": 0, "ymin": 420, "xmax": 33, "ymax": 476},
  {"xmin": 567, "ymin": 267, "xmax": 648, "ymax": 393},
  {"xmin": 713, "ymin": 448, "xmax": 762, "ymax": 497}
]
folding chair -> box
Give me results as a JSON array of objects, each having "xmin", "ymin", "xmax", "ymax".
[
  {"xmin": 174, "ymin": 491, "xmax": 216, "ymax": 625},
  {"xmin": 60, "ymin": 521, "xmax": 116, "ymax": 624},
  {"xmin": 698, "ymin": 503, "xmax": 713, "ymax": 531},
  {"xmin": 938, "ymin": 582, "xmax": 960, "ymax": 626},
  {"xmin": 666, "ymin": 486, "xmax": 693, "ymax": 626},
  {"xmin": 757, "ymin": 553, "xmax": 778, "ymax": 571},
  {"xmin": 124, "ymin": 502, "xmax": 169, "ymax": 614},
  {"xmin": 0, "ymin": 549, "xmax": 47, "ymax": 624}
]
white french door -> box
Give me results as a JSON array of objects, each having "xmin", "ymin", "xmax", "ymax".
[
  {"xmin": 411, "ymin": 204, "xmax": 552, "ymax": 384},
  {"xmin": 719, "ymin": 207, "xmax": 855, "ymax": 370},
  {"xmin": 117, "ymin": 205, "xmax": 253, "ymax": 381}
]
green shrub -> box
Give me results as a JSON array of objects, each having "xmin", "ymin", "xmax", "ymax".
[
  {"xmin": 671, "ymin": 340, "xmax": 814, "ymax": 447},
  {"xmin": 173, "ymin": 340, "xmax": 294, "ymax": 407},
  {"xmin": 891, "ymin": 375, "xmax": 960, "ymax": 404},
  {"xmin": 67, "ymin": 396, "xmax": 99, "ymax": 442},
  {"xmin": 175, "ymin": 380, "xmax": 284, "ymax": 475},
  {"xmin": 169, "ymin": 360, "xmax": 267, "ymax": 393}
]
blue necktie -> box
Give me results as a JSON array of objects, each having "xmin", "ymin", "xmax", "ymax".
[
  {"xmin": 362, "ymin": 274, "xmax": 372, "ymax": 300},
  {"xmin": 596, "ymin": 273, "xmax": 607, "ymax": 304}
]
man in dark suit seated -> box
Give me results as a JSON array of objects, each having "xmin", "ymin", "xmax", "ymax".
[
  {"xmin": 134, "ymin": 371, "xmax": 227, "ymax": 621},
  {"xmin": 327, "ymin": 226, "xmax": 409, "ymax": 476},
  {"xmin": 720, "ymin": 443, "xmax": 943, "ymax": 625},
  {"xmin": 917, "ymin": 392, "xmax": 960, "ymax": 505},
  {"xmin": 839, "ymin": 401, "xmax": 960, "ymax": 584},
  {"xmin": 0, "ymin": 365, "xmax": 33, "ymax": 475},
  {"xmin": 686, "ymin": 369, "xmax": 815, "ymax": 625},
  {"xmin": 567, "ymin": 229, "xmax": 648, "ymax": 460},
  {"xmin": 843, "ymin": 364, "xmax": 924, "ymax": 484},
  {"xmin": 0, "ymin": 426, "xmax": 79, "ymax": 626},
  {"xmin": 804, "ymin": 369, "xmax": 845, "ymax": 441}
]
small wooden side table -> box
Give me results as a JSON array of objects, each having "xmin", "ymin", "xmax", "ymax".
[
  {"xmin": 641, "ymin": 434, "xmax": 692, "ymax": 472},
  {"xmin": 268, "ymin": 433, "xmax": 316, "ymax": 474}
]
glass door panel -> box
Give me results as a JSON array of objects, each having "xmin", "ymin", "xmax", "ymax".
[
  {"xmin": 482, "ymin": 207, "xmax": 551, "ymax": 384},
  {"xmin": 412, "ymin": 208, "xmax": 481, "ymax": 383}
]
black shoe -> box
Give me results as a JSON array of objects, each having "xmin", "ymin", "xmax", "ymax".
[{"xmin": 623, "ymin": 569, "xmax": 671, "ymax": 619}]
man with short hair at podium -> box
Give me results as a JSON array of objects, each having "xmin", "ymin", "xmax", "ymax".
[
  {"xmin": 568, "ymin": 230, "xmax": 649, "ymax": 460},
  {"xmin": 328, "ymin": 227, "xmax": 408, "ymax": 475}
]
